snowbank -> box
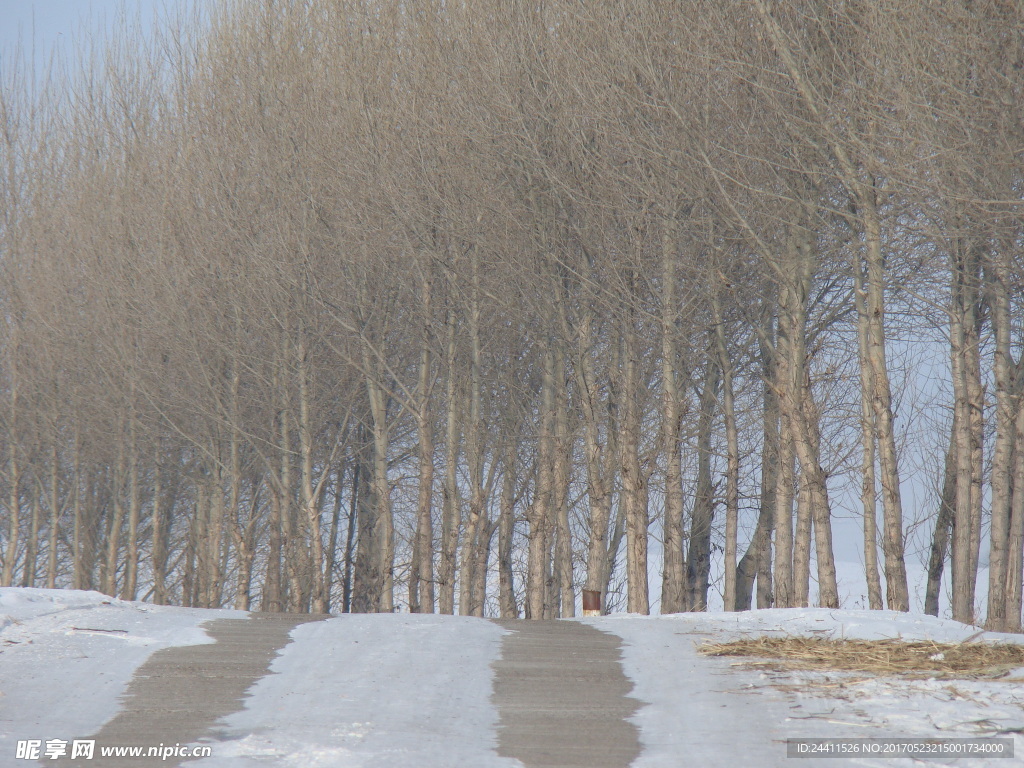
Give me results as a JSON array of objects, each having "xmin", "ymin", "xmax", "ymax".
[
  {"xmin": 593, "ymin": 610, "xmax": 1024, "ymax": 767},
  {"xmin": 0, "ymin": 587, "xmax": 241, "ymax": 757}
]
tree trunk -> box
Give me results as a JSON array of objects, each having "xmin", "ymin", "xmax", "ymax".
[
  {"xmin": 660, "ymin": 225, "xmax": 686, "ymax": 615},
  {"xmin": 795, "ymin": 365, "xmax": 839, "ymax": 609},
  {"xmin": 925, "ymin": 424, "xmax": 957, "ymax": 617},
  {"xmin": 773, "ymin": 301, "xmax": 796, "ymax": 609},
  {"xmin": 854, "ymin": 254, "xmax": 884, "ymax": 610},
  {"xmin": 472, "ymin": 518, "xmax": 496, "ymax": 618},
  {"xmin": 686, "ymin": 356, "xmax": 719, "ymax": 611},
  {"xmin": 793, "ymin": 477, "xmax": 812, "ymax": 608},
  {"xmin": 498, "ymin": 445, "xmax": 518, "ymax": 618},
  {"xmin": 784, "ymin": 221, "xmax": 838, "ymax": 609},
  {"xmin": 737, "ymin": 325, "xmax": 777, "ymax": 611},
  {"xmin": 2, "ymin": 349, "xmax": 18, "ymax": 588},
  {"xmin": 411, "ymin": 329, "xmax": 435, "ymax": 613},
  {"xmin": 862, "ymin": 182, "xmax": 910, "ymax": 612},
  {"xmin": 324, "ymin": 465, "xmax": 345, "ymax": 613},
  {"xmin": 620, "ymin": 318, "xmax": 650, "ymax": 615},
  {"xmin": 72, "ymin": 434, "xmax": 85, "ymax": 591},
  {"xmin": 363, "ymin": 353, "xmax": 393, "ymax": 613},
  {"xmin": 438, "ymin": 304, "xmax": 460, "ymax": 615},
  {"xmin": 951, "ymin": 239, "xmax": 982, "ymax": 624},
  {"xmin": 22, "ymin": 491, "xmax": 39, "ymax": 587},
  {"xmin": 527, "ymin": 347, "xmax": 557, "ymax": 619},
  {"xmin": 279, "ymin": 385, "xmax": 298, "ymax": 612},
  {"xmin": 152, "ymin": 461, "xmax": 166, "ymax": 605},
  {"xmin": 342, "ymin": 456, "xmax": 360, "ymax": 613},
  {"xmin": 121, "ymin": 419, "xmax": 141, "ymax": 601},
  {"xmin": 46, "ymin": 442, "xmax": 60, "ymax": 589},
  {"xmin": 263, "ymin": 474, "xmax": 284, "ymax": 612},
  {"xmin": 715, "ymin": 296, "xmax": 740, "ymax": 613},
  {"xmin": 986, "ymin": 253, "xmax": 1015, "ymax": 631},
  {"xmin": 553, "ymin": 344, "xmax": 574, "ymax": 618},
  {"xmin": 352, "ymin": 429, "xmax": 382, "ymax": 613},
  {"xmin": 103, "ymin": 442, "xmax": 126, "ymax": 597},
  {"xmin": 460, "ymin": 256, "xmax": 487, "ymax": 616},
  {"xmin": 1004, "ymin": 394, "xmax": 1024, "ymax": 631},
  {"xmin": 578, "ymin": 309, "xmax": 616, "ymax": 613},
  {"xmin": 299, "ymin": 332, "xmax": 327, "ymax": 613}
]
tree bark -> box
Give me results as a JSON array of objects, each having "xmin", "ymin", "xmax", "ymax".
[
  {"xmin": 773, "ymin": 293, "xmax": 796, "ymax": 609},
  {"xmin": 863, "ymin": 192, "xmax": 909, "ymax": 612},
  {"xmin": 460, "ymin": 254, "xmax": 487, "ymax": 616},
  {"xmin": 498, "ymin": 445, "xmax": 518, "ymax": 618},
  {"xmin": 411, "ymin": 268, "xmax": 435, "ymax": 614},
  {"xmin": 578, "ymin": 308, "xmax": 616, "ymax": 613},
  {"xmin": 22, "ymin": 491, "xmax": 39, "ymax": 587},
  {"xmin": 686, "ymin": 356, "xmax": 719, "ymax": 611},
  {"xmin": 553, "ymin": 344, "xmax": 574, "ymax": 618},
  {"xmin": 793, "ymin": 477, "xmax": 812, "ymax": 608},
  {"xmin": 363, "ymin": 347, "xmax": 394, "ymax": 613},
  {"xmin": 854, "ymin": 253, "xmax": 883, "ymax": 610},
  {"xmin": 925, "ymin": 420, "xmax": 956, "ymax": 616},
  {"xmin": 46, "ymin": 442, "xmax": 60, "ymax": 589},
  {"xmin": 620, "ymin": 314, "xmax": 650, "ymax": 615},
  {"xmin": 121, "ymin": 418, "xmax": 141, "ymax": 600},
  {"xmin": 1004, "ymin": 393, "xmax": 1024, "ymax": 631},
  {"xmin": 986, "ymin": 253, "xmax": 1015, "ymax": 630},
  {"xmin": 951, "ymin": 239, "xmax": 982, "ymax": 624},
  {"xmin": 660, "ymin": 225, "xmax": 686, "ymax": 615},
  {"xmin": 737, "ymin": 325, "xmax": 778, "ymax": 611},
  {"xmin": 715, "ymin": 296, "xmax": 740, "ymax": 613},
  {"xmin": 2, "ymin": 344, "xmax": 18, "ymax": 588},
  {"xmin": 151, "ymin": 460, "xmax": 166, "ymax": 605},
  {"xmin": 352, "ymin": 423, "xmax": 382, "ymax": 613},
  {"xmin": 438, "ymin": 303, "xmax": 460, "ymax": 615},
  {"xmin": 527, "ymin": 347, "xmax": 557, "ymax": 619},
  {"xmin": 103, "ymin": 440, "xmax": 126, "ymax": 597},
  {"xmin": 298, "ymin": 330, "xmax": 327, "ymax": 613}
]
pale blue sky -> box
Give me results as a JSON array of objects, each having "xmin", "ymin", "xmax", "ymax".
[{"xmin": 0, "ymin": 0, "xmax": 200, "ymax": 84}]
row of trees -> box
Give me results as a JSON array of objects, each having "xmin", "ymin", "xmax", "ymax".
[{"xmin": 1, "ymin": 0, "xmax": 1021, "ymax": 626}]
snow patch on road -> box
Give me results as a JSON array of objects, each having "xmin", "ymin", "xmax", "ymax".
[{"xmin": 192, "ymin": 614, "xmax": 522, "ymax": 768}]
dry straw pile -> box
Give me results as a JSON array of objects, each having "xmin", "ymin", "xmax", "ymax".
[{"xmin": 699, "ymin": 637, "xmax": 1024, "ymax": 680}]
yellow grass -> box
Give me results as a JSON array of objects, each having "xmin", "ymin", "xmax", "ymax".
[{"xmin": 698, "ymin": 636, "xmax": 1024, "ymax": 679}]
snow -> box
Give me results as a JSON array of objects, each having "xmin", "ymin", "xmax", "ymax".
[
  {"xmin": 189, "ymin": 614, "xmax": 519, "ymax": 768},
  {"xmin": 594, "ymin": 609, "xmax": 1024, "ymax": 768},
  {"xmin": 4, "ymin": 588, "xmax": 1024, "ymax": 767},
  {"xmin": 0, "ymin": 588, "xmax": 239, "ymax": 757}
]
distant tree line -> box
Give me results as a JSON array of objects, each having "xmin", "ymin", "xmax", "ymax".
[{"xmin": 0, "ymin": 0, "xmax": 1021, "ymax": 626}]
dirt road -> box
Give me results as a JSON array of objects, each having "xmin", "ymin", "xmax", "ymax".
[
  {"xmin": 491, "ymin": 620, "xmax": 641, "ymax": 768},
  {"xmin": 55, "ymin": 613, "xmax": 324, "ymax": 768}
]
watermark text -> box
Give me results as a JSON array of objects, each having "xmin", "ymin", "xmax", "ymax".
[{"xmin": 17, "ymin": 739, "xmax": 213, "ymax": 761}]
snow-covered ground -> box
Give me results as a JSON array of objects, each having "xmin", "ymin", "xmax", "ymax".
[
  {"xmin": 3, "ymin": 588, "xmax": 1024, "ymax": 767},
  {"xmin": 601, "ymin": 610, "xmax": 1024, "ymax": 768},
  {"xmin": 0, "ymin": 588, "xmax": 241, "ymax": 758}
]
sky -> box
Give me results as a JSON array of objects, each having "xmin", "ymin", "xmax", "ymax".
[{"xmin": 0, "ymin": 0, "xmax": 200, "ymax": 85}]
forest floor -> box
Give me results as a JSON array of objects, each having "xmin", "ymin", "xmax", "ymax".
[{"xmin": 3, "ymin": 588, "xmax": 1024, "ymax": 767}]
